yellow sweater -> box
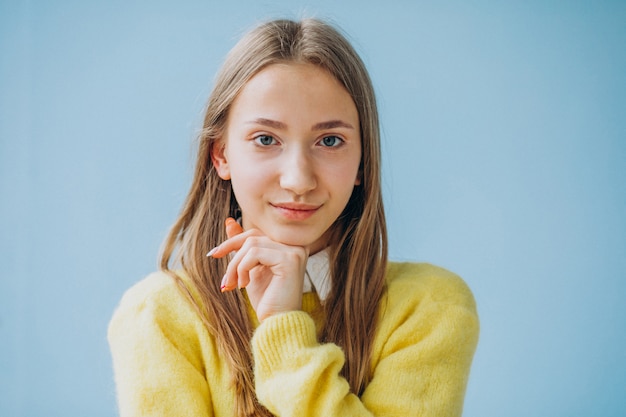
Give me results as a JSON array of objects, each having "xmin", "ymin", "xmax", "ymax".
[{"xmin": 108, "ymin": 262, "xmax": 479, "ymax": 416}]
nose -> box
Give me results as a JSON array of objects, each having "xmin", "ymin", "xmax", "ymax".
[{"xmin": 279, "ymin": 147, "xmax": 317, "ymax": 195}]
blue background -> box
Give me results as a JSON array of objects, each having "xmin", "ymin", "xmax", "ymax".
[{"xmin": 1, "ymin": 1, "xmax": 625, "ymax": 416}]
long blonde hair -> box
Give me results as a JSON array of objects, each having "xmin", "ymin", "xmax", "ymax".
[{"xmin": 160, "ymin": 18, "xmax": 387, "ymax": 416}]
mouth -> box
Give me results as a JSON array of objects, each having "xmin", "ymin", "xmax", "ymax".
[{"xmin": 270, "ymin": 202, "xmax": 321, "ymax": 220}]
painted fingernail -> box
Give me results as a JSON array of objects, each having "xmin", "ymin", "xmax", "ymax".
[
  {"xmin": 206, "ymin": 247, "xmax": 218, "ymax": 257},
  {"xmin": 220, "ymin": 275, "xmax": 228, "ymax": 292}
]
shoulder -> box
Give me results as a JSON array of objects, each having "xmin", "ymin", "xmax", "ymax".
[
  {"xmin": 107, "ymin": 272, "xmax": 222, "ymax": 413},
  {"xmin": 108, "ymin": 271, "xmax": 203, "ymax": 342},
  {"xmin": 365, "ymin": 263, "xmax": 479, "ymax": 415},
  {"xmin": 376, "ymin": 262, "xmax": 479, "ymax": 350},
  {"xmin": 385, "ymin": 262, "xmax": 477, "ymax": 313},
  {"xmin": 113, "ymin": 271, "xmax": 190, "ymax": 315}
]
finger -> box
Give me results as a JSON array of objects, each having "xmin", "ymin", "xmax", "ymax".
[
  {"xmin": 205, "ymin": 218, "xmax": 243, "ymax": 258},
  {"xmin": 225, "ymin": 217, "xmax": 243, "ymax": 238},
  {"xmin": 207, "ymin": 228, "xmax": 260, "ymax": 258},
  {"xmin": 220, "ymin": 237, "xmax": 267, "ymax": 291},
  {"xmin": 240, "ymin": 265, "xmax": 270, "ymax": 292},
  {"xmin": 220, "ymin": 237, "xmax": 284, "ymax": 292},
  {"xmin": 224, "ymin": 247, "xmax": 274, "ymax": 292}
]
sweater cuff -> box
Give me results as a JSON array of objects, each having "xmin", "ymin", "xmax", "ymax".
[{"xmin": 251, "ymin": 311, "xmax": 317, "ymax": 369}]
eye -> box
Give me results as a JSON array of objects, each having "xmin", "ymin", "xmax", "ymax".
[
  {"xmin": 319, "ymin": 135, "xmax": 343, "ymax": 147},
  {"xmin": 254, "ymin": 135, "xmax": 277, "ymax": 146}
]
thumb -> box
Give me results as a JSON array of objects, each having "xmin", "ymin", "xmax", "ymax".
[{"xmin": 225, "ymin": 217, "xmax": 244, "ymax": 238}]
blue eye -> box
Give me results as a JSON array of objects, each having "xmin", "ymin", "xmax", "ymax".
[
  {"xmin": 255, "ymin": 135, "xmax": 276, "ymax": 146},
  {"xmin": 320, "ymin": 136, "xmax": 342, "ymax": 147}
]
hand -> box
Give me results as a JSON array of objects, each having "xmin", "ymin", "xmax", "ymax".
[{"xmin": 208, "ymin": 218, "xmax": 308, "ymax": 321}]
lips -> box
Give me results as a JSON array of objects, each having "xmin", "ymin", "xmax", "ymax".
[
  {"xmin": 272, "ymin": 202, "xmax": 320, "ymax": 210},
  {"xmin": 271, "ymin": 202, "xmax": 321, "ymax": 220}
]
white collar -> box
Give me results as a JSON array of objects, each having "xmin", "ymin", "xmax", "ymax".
[{"xmin": 303, "ymin": 248, "xmax": 331, "ymax": 301}]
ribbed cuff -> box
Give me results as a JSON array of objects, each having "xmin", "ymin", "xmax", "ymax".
[{"xmin": 252, "ymin": 311, "xmax": 318, "ymax": 369}]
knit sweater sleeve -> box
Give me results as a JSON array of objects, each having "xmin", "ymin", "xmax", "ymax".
[
  {"xmin": 251, "ymin": 263, "xmax": 479, "ymax": 417},
  {"xmin": 107, "ymin": 272, "xmax": 216, "ymax": 417}
]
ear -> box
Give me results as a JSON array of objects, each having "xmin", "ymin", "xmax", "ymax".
[{"xmin": 210, "ymin": 141, "xmax": 231, "ymax": 180}]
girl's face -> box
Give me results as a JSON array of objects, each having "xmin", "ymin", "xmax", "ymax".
[{"xmin": 212, "ymin": 62, "xmax": 362, "ymax": 253}]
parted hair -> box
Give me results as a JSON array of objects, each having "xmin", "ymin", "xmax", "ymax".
[{"xmin": 160, "ymin": 18, "xmax": 388, "ymax": 416}]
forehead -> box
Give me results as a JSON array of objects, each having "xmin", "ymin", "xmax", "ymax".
[{"xmin": 227, "ymin": 62, "xmax": 359, "ymax": 129}]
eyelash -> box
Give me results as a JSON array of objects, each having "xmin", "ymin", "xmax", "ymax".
[
  {"xmin": 319, "ymin": 135, "xmax": 343, "ymax": 147},
  {"xmin": 254, "ymin": 135, "xmax": 278, "ymax": 146},
  {"xmin": 252, "ymin": 135, "xmax": 344, "ymax": 148}
]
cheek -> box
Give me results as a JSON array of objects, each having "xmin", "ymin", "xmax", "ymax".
[
  {"xmin": 328, "ymin": 157, "xmax": 361, "ymax": 188},
  {"xmin": 229, "ymin": 162, "xmax": 269, "ymax": 202},
  {"xmin": 321, "ymin": 164, "xmax": 361, "ymax": 209}
]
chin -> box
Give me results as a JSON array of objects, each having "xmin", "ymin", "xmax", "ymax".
[
  {"xmin": 269, "ymin": 230, "xmax": 320, "ymax": 249},
  {"xmin": 275, "ymin": 236, "xmax": 316, "ymax": 248}
]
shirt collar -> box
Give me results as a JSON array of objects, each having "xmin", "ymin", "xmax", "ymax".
[{"xmin": 303, "ymin": 248, "xmax": 331, "ymax": 301}]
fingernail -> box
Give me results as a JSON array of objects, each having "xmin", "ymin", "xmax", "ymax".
[
  {"xmin": 220, "ymin": 275, "xmax": 228, "ymax": 292},
  {"xmin": 206, "ymin": 247, "xmax": 218, "ymax": 257}
]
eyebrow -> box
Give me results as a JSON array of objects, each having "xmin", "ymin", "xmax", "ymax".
[
  {"xmin": 247, "ymin": 118, "xmax": 355, "ymax": 131},
  {"xmin": 248, "ymin": 118, "xmax": 287, "ymax": 130},
  {"xmin": 312, "ymin": 120, "xmax": 355, "ymax": 131}
]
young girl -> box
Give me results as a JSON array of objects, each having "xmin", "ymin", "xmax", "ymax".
[{"xmin": 108, "ymin": 18, "xmax": 479, "ymax": 417}]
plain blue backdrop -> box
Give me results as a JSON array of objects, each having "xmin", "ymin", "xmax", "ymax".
[{"xmin": 1, "ymin": 1, "xmax": 625, "ymax": 416}]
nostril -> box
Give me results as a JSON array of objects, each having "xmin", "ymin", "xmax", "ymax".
[
  {"xmin": 278, "ymin": 149, "xmax": 318, "ymax": 194},
  {"xmin": 280, "ymin": 170, "xmax": 316, "ymax": 195}
]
